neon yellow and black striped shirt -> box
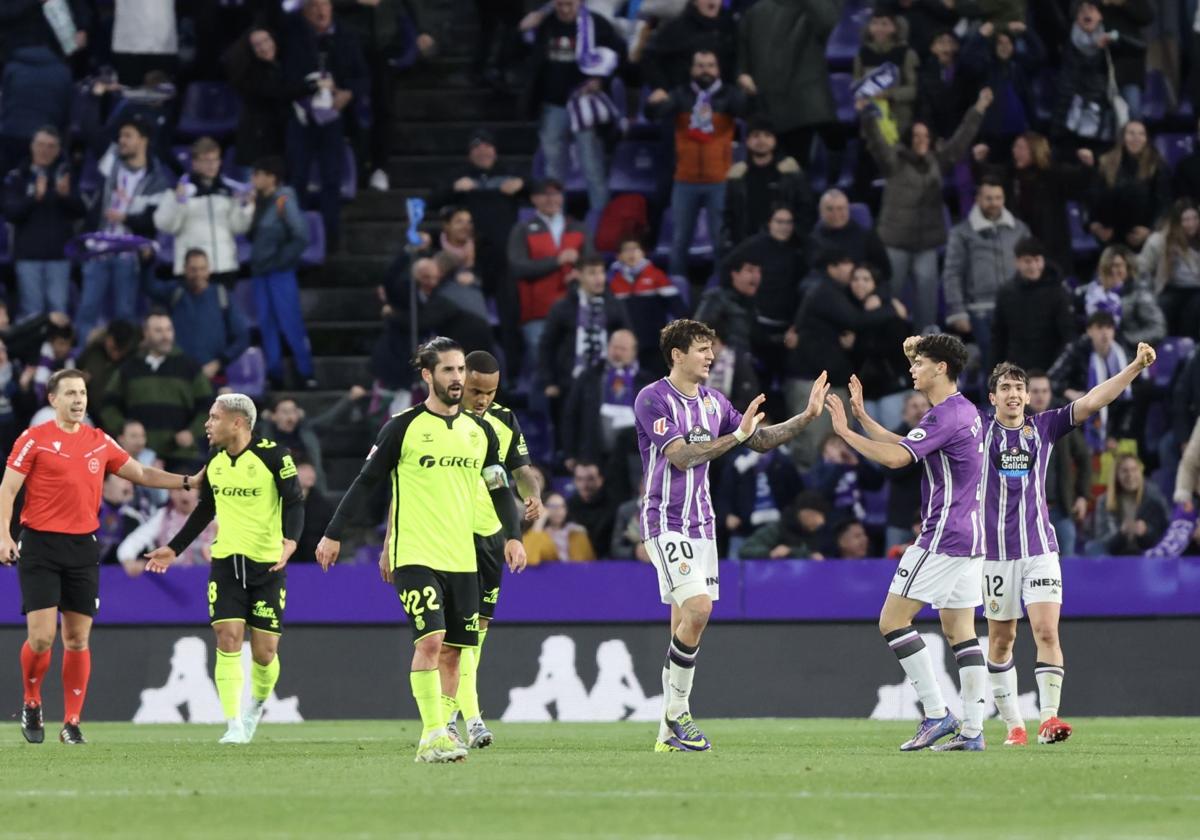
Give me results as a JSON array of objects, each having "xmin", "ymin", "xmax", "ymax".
[{"xmin": 325, "ymin": 405, "xmax": 519, "ymax": 573}]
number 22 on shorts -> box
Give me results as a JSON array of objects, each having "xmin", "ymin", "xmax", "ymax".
[{"xmin": 399, "ymin": 586, "xmax": 441, "ymax": 617}]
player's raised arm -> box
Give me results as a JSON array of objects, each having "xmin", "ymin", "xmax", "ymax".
[
  {"xmin": 745, "ymin": 371, "xmax": 831, "ymax": 452},
  {"xmin": 116, "ymin": 457, "xmax": 203, "ymax": 491},
  {"xmin": 659, "ymin": 392, "xmax": 766, "ymax": 469},
  {"xmin": 145, "ymin": 474, "xmax": 217, "ymax": 573},
  {"xmin": 1071, "ymin": 342, "xmax": 1156, "ymax": 426},
  {"xmin": 847, "ymin": 374, "xmax": 904, "ymax": 444},
  {"xmin": 826, "ymin": 394, "xmax": 914, "ymax": 469},
  {"xmin": 318, "ymin": 416, "xmax": 406, "ymax": 570}
]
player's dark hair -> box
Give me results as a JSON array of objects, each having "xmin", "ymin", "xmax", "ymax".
[
  {"xmin": 465, "ymin": 350, "xmax": 500, "ymax": 375},
  {"xmin": 1086, "ymin": 311, "xmax": 1117, "ymax": 330},
  {"xmin": 47, "ymin": 368, "xmax": 85, "ymax": 395},
  {"xmin": 988, "ymin": 361, "xmax": 1029, "ymax": 393},
  {"xmin": 1014, "ymin": 236, "xmax": 1046, "ymax": 259},
  {"xmin": 412, "ymin": 336, "xmax": 463, "ymax": 372},
  {"xmin": 577, "ymin": 255, "xmax": 607, "ymax": 271},
  {"xmin": 106, "ymin": 319, "xmax": 139, "ymax": 354},
  {"xmin": 183, "ymin": 247, "xmax": 209, "ymax": 265},
  {"xmin": 914, "ymin": 334, "xmax": 968, "ymax": 382},
  {"xmin": 618, "ymin": 236, "xmax": 645, "ymax": 250},
  {"xmin": 660, "ymin": 319, "xmax": 717, "ymax": 369},
  {"xmin": 47, "ymin": 321, "xmax": 75, "ymax": 343},
  {"xmin": 977, "ymin": 175, "xmax": 1005, "ymax": 193}
]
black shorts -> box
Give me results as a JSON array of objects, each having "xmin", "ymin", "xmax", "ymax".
[
  {"xmin": 17, "ymin": 529, "xmax": 100, "ymax": 616},
  {"xmin": 208, "ymin": 555, "xmax": 287, "ymax": 634},
  {"xmin": 392, "ymin": 565, "xmax": 479, "ymax": 647},
  {"xmin": 475, "ymin": 532, "xmax": 505, "ymax": 620}
]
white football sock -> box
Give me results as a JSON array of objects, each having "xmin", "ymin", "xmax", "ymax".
[
  {"xmin": 1035, "ymin": 663, "xmax": 1064, "ymax": 722},
  {"xmin": 988, "ymin": 657, "xmax": 1023, "ymax": 731}
]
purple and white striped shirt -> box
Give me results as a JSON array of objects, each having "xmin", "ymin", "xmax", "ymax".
[
  {"xmin": 981, "ymin": 405, "xmax": 1078, "ymax": 561},
  {"xmin": 635, "ymin": 379, "xmax": 742, "ymax": 540},
  {"xmin": 896, "ymin": 393, "xmax": 984, "ymax": 558}
]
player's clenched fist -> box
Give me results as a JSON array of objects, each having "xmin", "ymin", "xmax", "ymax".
[
  {"xmin": 316, "ymin": 536, "xmax": 341, "ymax": 571},
  {"xmin": 902, "ymin": 335, "xmax": 922, "ymax": 362},
  {"xmin": 1136, "ymin": 342, "xmax": 1156, "ymax": 370}
]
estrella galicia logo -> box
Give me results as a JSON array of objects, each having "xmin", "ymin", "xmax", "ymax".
[
  {"xmin": 995, "ymin": 446, "xmax": 1033, "ymax": 478},
  {"xmin": 686, "ymin": 425, "xmax": 712, "ymax": 444}
]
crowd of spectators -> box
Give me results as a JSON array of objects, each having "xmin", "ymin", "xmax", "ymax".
[{"xmin": 5, "ymin": 0, "xmax": 1200, "ymax": 565}]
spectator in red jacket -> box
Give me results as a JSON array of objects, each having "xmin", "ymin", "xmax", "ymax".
[
  {"xmin": 608, "ymin": 238, "xmax": 686, "ymax": 375},
  {"xmin": 506, "ymin": 178, "xmax": 593, "ymax": 362}
]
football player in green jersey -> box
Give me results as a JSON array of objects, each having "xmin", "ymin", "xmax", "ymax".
[
  {"xmin": 317, "ymin": 337, "xmax": 525, "ymax": 763},
  {"xmin": 145, "ymin": 393, "xmax": 304, "ymax": 744}
]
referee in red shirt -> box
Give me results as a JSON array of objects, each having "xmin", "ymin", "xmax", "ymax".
[{"xmin": 0, "ymin": 369, "xmax": 202, "ymax": 744}]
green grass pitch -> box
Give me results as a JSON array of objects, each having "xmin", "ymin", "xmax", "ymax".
[{"xmin": 2, "ymin": 718, "xmax": 1197, "ymax": 839}]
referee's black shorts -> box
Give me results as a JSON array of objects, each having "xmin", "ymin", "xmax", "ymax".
[{"xmin": 17, "ymin": 529, "xmax": 100, "ymax": 617}]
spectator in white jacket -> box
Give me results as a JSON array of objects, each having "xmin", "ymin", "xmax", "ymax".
[
  {"xmin": 116, "ymin": 486, "xmax": 217, "ymax": 575},
  {"xmin": 153, "ymin": 137, "xmax": 253, "ymax": 282}
]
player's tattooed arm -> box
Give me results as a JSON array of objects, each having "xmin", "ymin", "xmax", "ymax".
[
  {"xmin": 664, "ymin": 393, "xmax": 768, "ymax": 468},
  {"xmin": 746, "ymin": 371, "xmax": 830, "ymax": 452},
  {"xmin": 663, "ymin": 434, "xmax": 744, "ymax": 469},
  {"xmin": 1072, "ymin": 341, "xmax": 1156, "ymax": 426}
]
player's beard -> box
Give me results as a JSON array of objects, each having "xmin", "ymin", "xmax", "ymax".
[{"xmin": 433, "ymin": 380, "xmax": 462, "ymax": 406}]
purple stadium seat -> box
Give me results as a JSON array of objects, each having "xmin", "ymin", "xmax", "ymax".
[
  {"xmin": 668, "ymin": 274, "xmax": 690, "ymax": 309},
  {"xmin": 353, "ymin": 544, "xmax": 383, "ymax": 566},
  {"xmin": 176, "ymin": 81, "xmax": 241, "ymax": 139},
  {"xmin": 225, "ymin": 346, "xmax": 266, "ymax": 398},
  {"xmin": 608, "ymin": 139, "xmax": 665, "ymax": 195},
  {"xmin": 156, "ymin": 231, "xmax": 175, "ymax": 265},
  {"xmin": 233, "ymin": 279, "xmax": 257, "ymax": 328},
  {"xmin": 1150, "ymin": 337, "xmax": 1196, "ymax": 390},
  {"xmin": 222, "ymin": 146, "xmax": 251, "ymax": 185},
  {"xmin": 522, "ymin": 412, "xmax": 554, "ymax": 464},
  {"xmin": 1066, "ymin": 201, "xmax": 1098, "ymax": 257},
  {"xmin": 172, "ymin": 145, "xmax": 190, "ymax": 172},
  {"xmin": 531, "ymin": 146, "xmax": 588, "ymax": 195},
  {"xmin": 849, "ymin": 202, "xmax": 872, "ymax": 229},
  {"xmin": 653, "ymin": 208, "xmax": 714, "ymax": 263},
  {"xmin": 306, "ymin": 141, "xmax": 357, "ymax": 201},
  {"xmin": 829, "ymin": 73, "xmax": 856, "ymax": 125},
  {"xmin": 862, "ymin": 487, "xmax": 888, "ymax": 528},
  {"xmin": 78, "ymin": 150, "xmax": 101, "ymax": 196},
  {"xmin": 1142, "ymin": 70, "xmax": 1169, "ymax": 123},
  {"xmin": 826, "ymin": 6, "xmax": 871, "ymax": 69},
  {"xmin": 300, "ymin": 211, "xmax": 326, "ymax": 266},
  {"xmin": 236, "ymin": 235, "xmax": 251, "ymax": 265},
  {"xmin": 1154, "ymin": 133, "xmax": 1194, "ymax": 169}
]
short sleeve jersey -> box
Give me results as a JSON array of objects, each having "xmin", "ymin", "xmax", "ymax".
[
  {"xmin": 896, "ymin": 393, "xmax": 984, "ymax": 558},
  {"xmin": 357, "ymin": 405, "xmax": 504, "ymax": 573},
  {"xmin": 472, "ymin": 403, "xmax": 532, "ymax": 537},
  {"xmin": 980, "ymin": 404, "xmax": 1079, "ymax": 561},
  {"xmin": 201, "ymin": 438, "xmax": 301, "ymax": 564},
  {"xmin": 6, "ymin": 421, "xmax": 131, "ymax": 534},
  {"xmin": 634, "ymin": 379, "xmax": 742, "ymax": 540}
]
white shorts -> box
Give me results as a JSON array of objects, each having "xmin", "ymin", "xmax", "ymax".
[
  {"xmin": 889, "ymin": 545, "xmax": 983, "ymax": 610},
  {"xmin": 982, "ymin": 553, "xmax": 1063, "ymax": 621},
  {"xmin": 645, "ymin": 532, "xmax": 719, "ymax": 607}
]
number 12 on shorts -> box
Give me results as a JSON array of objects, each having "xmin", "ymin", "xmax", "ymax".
[{"xmin": 984, "ymin": 575, "xmax": 1004, "ymax": 597}]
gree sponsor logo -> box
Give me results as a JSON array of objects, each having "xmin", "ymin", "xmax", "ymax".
[
  {"xmin": 418, "ymin": 455, "xmax": 483, "ymax": 469},
  {"xmin": 211, "ymin": 485, "xmax": 263, "ymax": 497}
]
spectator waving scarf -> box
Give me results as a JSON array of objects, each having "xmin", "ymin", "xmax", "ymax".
[
  {"xmin": 686, "ymin": 79, "xmax": 720, "ymax": 143},
  {"xmin": 567, "ymin": 5, "xmax": 619, "ymax": 134},
  {"xmin": 1085, "ymin": 341, "xmax": 1131, "ymax": 451}
]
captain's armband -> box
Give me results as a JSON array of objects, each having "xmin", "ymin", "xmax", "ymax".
[{"xmin": 482, "ymin": 464, "xmax": 510, "ymax": 491}]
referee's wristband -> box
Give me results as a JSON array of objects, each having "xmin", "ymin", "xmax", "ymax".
[{"xmin": 733, "ymin": 427, "xmax": 750, "ymax": 443}]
